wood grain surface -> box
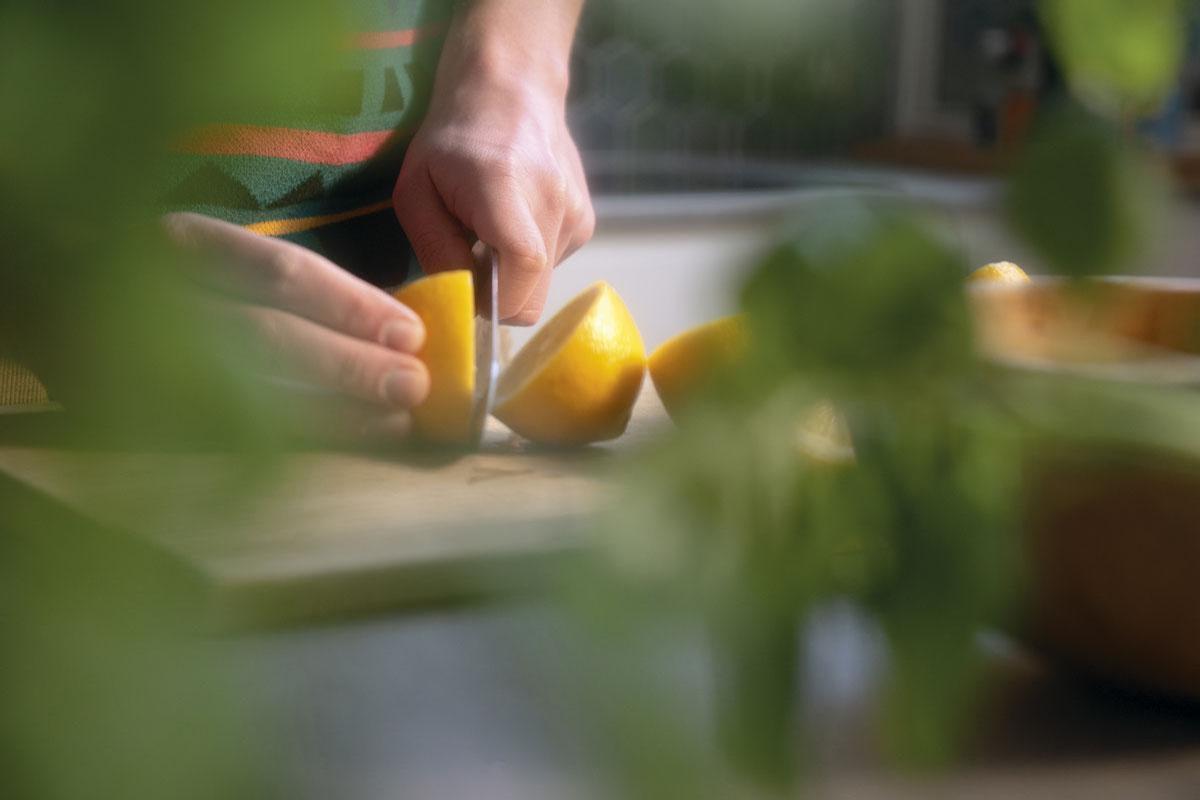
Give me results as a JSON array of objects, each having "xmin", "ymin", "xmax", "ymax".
[{"xmin": 0, "ymin": 388, "xmax": 671, "ymax": 625}]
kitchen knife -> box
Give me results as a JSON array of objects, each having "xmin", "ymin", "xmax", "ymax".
[{"xmin": 467, "ymin": 245, "xmax": 500, "ymax": 444}]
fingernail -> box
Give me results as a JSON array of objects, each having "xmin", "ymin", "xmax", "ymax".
[
  {"xmin": 381, "ymin": 369, "xmax": 425, "ymax": 407},
  {"xmin": 390, "ymin": 297, "xmax": 421, "ymax": 322},
  {"xmin": 380, "ymin": 319, "xmax": 423, "ymax": 352}
]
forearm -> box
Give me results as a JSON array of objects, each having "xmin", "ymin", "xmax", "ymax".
[{"xmin": 436, "ymin": 0, "xmax": 585, "ymax": 104}]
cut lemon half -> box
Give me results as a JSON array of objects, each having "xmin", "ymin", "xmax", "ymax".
[
  {"xmin": 494, "ymin": 282, "xmax": 646, "ymax": 445},
  {"xmin": 969, "ymin": 261, "xmax": 1030, "ymax": 285},
  {"xmin": 648, "ymin": 315, "xmax": 747, "ymax": 421},
  {"xmin": 392, "ymin": 270, "xmax": 475, "ymax": 444}
]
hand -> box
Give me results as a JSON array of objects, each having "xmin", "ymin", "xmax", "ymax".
[
  {"xmin": 163, "ymin": 213, "xmax": 430, "ymax": 440},
  {"xmin": 392, "ymin": 0, "xmax": 592, "ymax": 325}
]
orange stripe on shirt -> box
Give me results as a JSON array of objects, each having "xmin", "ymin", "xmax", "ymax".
[
  {"xmin": 353, "ymin": 21, "xmax": 448, "ymax": 50},
  {"xmin": 244, "ymin": 199, "xmax": 392, "ymax": 237},
  {"xmin": 178, "ymin": 125, "xmax": 400, "ymax": 165}
]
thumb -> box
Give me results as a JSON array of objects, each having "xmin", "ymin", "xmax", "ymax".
[{"xmin": 393, "ymin": 168, "xmax": 475, "ymax": 275}]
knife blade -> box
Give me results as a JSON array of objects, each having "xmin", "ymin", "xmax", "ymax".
[{"xmin": 468, "ymin": 245, "xmax": 500, "ymax": 444}]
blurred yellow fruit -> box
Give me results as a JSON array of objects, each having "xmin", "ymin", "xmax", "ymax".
[
  {"xmin": 795, "ymin": 400, "xmax": 855, "ymax": 465},
  {"xmin": 969, "ymin": 261, "xmax": 1031, "ymax": 285},
  {"xmin": 495, "ymin": 282, "xmax": 645, "ymax": 445},
  {"xmin": 392, "ymin": 270, "xmax": 476, "ymax": 444},
  {"xmin": 648, "ymin": 315, "xmax": 747, "ymax": 420}
]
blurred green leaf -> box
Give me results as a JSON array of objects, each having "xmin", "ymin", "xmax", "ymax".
[
  {"xmin": 1005, "ymin": 105, "xmax": 1167, "ymax": 278},
  {"xmin": 741, "ymin": 202, "xmax": 974, "ymax": 392},
  {"xmin": 0, "ymin": 2, "xmax": 345, "ymax": 798},
  {"xmin": 1041, "ymin": 0, "xmax": 1185, "ymax": 115}
]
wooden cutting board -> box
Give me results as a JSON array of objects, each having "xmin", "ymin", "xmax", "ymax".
[{"xmin": 0, "ymin": 390, "xmax": 672, "ymax": 627}]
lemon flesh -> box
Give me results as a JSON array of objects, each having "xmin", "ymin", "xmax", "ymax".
[
  {"xmin": 495, "ymin": 282, "xmax": 646, "ymax": 445},
  {"xmin": 392, "ymin": 270, "xmax": 475, "ymax": 444},
  {"xmin": 969, "ymin": 261, "xmax": 1031, "ymax": 285},
  {"xmin": 648, "ymin": 315, "xmax": 746, "ymax": 421}
]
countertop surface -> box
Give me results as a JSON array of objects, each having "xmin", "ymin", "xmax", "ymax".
[
  {"xmin": 229, "ymin": 601, "xmax": 1200, "ymax": 800},
  {"xmin": 0, "ymin": 389, "xmax": 670, "ymax": 625}
]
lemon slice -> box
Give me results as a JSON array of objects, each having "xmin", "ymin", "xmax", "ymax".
[
  {"xmin": 392, "ymin": 270, "xmax": 475, "ymax": 444},
  {"xmin": 494, "ymin": 282, "xmax": 646, "ymax": 445},
  {"xmin": 648, "ymin": 315, "xmax": 747, "ymax": 421},
  {"xmin": 969, "ymin": 261, "xmax": 1030, "ymax": 285},
  {"xmin": 795, "ymin": 400, "xmax": 855, "ymax": 465}
]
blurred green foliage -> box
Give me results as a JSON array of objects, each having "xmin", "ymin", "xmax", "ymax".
[
  {"xmin": 0, "ymin": 2, "xmax": 342, "ymax": 798},
  {"xmin": 0, "ymin": 1, "xmax": 337, "ymax": 447},
  {"xmin": 580, "ymin": 1, "xmax": 1194, "ymax": 789},
  {"xmin": 1006, "ymin": 104, "xmax": 1168, "ymax": 279},
  {"xmin": 583, "ymin": 205, "xmax": 1023, "ymax": 791},
  {"xmin": 1041, "ymin": 0, "xmax": 1186, "ymax": 115}
]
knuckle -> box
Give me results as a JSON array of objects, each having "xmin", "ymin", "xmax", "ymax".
[
  {"xmin": 577, "ymin": 201, "xmax": 597, "ymax": 243},
  {"xmin": 543, "ymin": 168, "xmax": 569, "ymax": 209},
  {"xmin": 482, "ymin": 148, "xmax": 523, "ymax": 181},
  {"xmin": 265, "ymin": 246, "xmax": 306, "ymax": 300},
  {"xmin": 407, "ymin": 223, "xmax": 449, "ymax": 261},
  {"xmin": 511, "ymin": 242, "xmax": 548, "ymax": 275},
  {"xmin": 334, "ymin": 350, "xmax": 371, "ymax": 394},
  {"xmin": 337, "ymin": 291, "xmax": 378, "ymax": 337},
  {"xmin": 246, "ymin": 309, "xmax": 289, "ymax": 372}
]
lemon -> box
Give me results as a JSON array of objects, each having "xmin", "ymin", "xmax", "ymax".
[
  {"xmin": 969, "ymin": 261, "xmax": 1031, "ymax": 285},
  {"xmin": 795, "ymin": 400, "xmax": 855, "ymax": 465},
  {"xmin": 392, "ymin": 270, "xmax": 476, "ymax": 444},
  {"xmin": 648, "ymin": 315, "xmax": 747, "ymax": 420},
  {"xmin": 494, "ymin": 282, "xmax": 646, "ymax": 445}
]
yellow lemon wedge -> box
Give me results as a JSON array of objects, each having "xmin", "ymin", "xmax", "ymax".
[
  {"xmin": 648, "ymin": 315, "xmax": 747, "ymax": 421},
  {"xmin": 494, "ymin": 282, "xmax": 646, "ymax": 445},
  {"xmin": 795, "ymin": 400, "xmax": 855, "ymax": 465},
  {"xmin": 392, "ymin": 270, "xmax": 476, "ymax": 444},
  {"xmin": 969, "ymin": 261, "xmax": 1031, "ymax": 285}
]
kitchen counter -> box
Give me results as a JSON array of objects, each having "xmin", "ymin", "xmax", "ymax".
[{"xmin": 227, "ymin": 601, "xmax": 1200, "ymax": 799}]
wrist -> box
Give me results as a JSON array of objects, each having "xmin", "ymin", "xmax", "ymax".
[
  {"xmin": 439, "ymin": 0, "xmax": 579, "ymax": 103},
  {"xmin": 470, "ymin": 39, "xmax": 571, "ymax": 101}
]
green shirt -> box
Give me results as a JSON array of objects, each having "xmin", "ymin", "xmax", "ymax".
[{"xmin": 162, "ymin": 0, "xmax": 453, "ymax": 286}]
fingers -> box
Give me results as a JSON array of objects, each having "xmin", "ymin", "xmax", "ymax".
[
  {"xmin": 392, "ymin": 165, "xmax": 477, "ymax": 275},
  {"xmin": 505, "ymin": 269, "xmax": 552, "ymax": 327},
  {"xmin": 460, "ymin": 175, "xmax": 550, "ymax": 322},
  {"xmin": 163, "ymin": 213, "xmax": 425, "ymax": 354},
  {"xmin": 506, "ymin": 146, "xmax": 593, "ymax": 324},
  {"xmin": 559, "ymin": 142, "xmax": 597, "ymax": 263},
  {"xmin": 212, "ymin": 299, "xmax": 431, "ymax": 409},
  {"xmin": 270, "ymin": 386, "xmax": 416, "ymax": 448}
]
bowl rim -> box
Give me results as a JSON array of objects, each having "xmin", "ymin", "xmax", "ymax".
[{"xmin": 972, "ymin": 274, "xmax": 1200, "ymax": 386}]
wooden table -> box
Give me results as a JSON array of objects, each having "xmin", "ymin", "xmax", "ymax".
[{"xmin": 0, "ymin": 390, "xmax": 671, "ymax": 626}]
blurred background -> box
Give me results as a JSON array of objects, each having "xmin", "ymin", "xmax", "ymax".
[
  {"xmin": 522, "ymin": 0, "xmax": 1200, "ymax": 353},
  {"xmin": 571, "ymin": 0, "xmax": 1200, "ymax": 169}
]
